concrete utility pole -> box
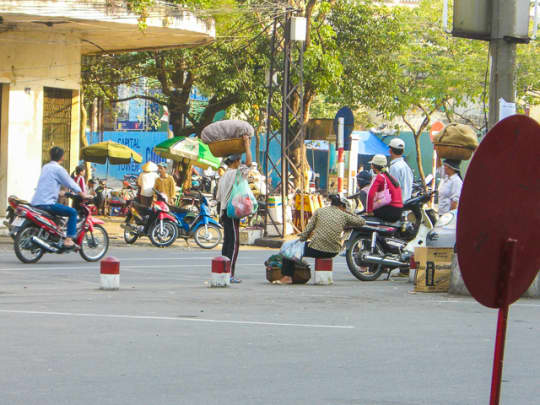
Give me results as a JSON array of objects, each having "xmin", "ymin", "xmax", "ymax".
[{"xmin": 487, "ymin": 0, "xmax": 517, "ymax": 130}]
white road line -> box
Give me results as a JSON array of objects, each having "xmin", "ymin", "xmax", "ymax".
[
  {"xmin": 435, "ymin": 300, "xmax": 540, "ymax": 308},
  {"xmin": 0, "ymin": 309, "xmax": 354, "ymax": 329},
  {"xmin": 0, "ymin": 263, "xmax": 262, "ymax": 271}
]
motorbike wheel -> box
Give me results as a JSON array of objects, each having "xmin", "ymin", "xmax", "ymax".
[
  {"xmin": 194, "ymin": 224, "xmax": 222, "ymax": 249},
  {"xmin": 14, "ymin": 224, "xmax": 45, "ymax": 263},
  {"xmin": 123, "ymin": 218, "xmax": 139, "ymax": 244},
  {"xmin": 346, "ymin": 236, "xmax": 387, "ymax": 281},
  {"xmin": 79, "ymin": 224, "xmax": 109, "ymax": 262},
  {"xmin": 149, "ymin": 219, "xmax": 178, "ymax": 248}
]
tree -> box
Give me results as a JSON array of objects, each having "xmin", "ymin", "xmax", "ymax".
[
  {"xmin": 374, "ymin": 0, "xmax": 487, "ymax": 183},
  {"xmin": 273, "ymin": 0, "xmax": 403, "ymax": 188}
]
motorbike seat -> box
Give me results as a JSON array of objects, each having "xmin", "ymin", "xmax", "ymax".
[
  {"xmin": 364, "ymin": 216, "xmax": 401, "ymax": 228},
  {"xmin": 29, "ymin": 206, "xmax": 63, "ymax": 222},
  {"xmin": 169, "ymin": 205, "xmax": 190, "ymax": 215}
]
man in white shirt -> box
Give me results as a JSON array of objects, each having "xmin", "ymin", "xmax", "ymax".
[
  {"xmin": 137, "ymin": 164, "xmax": 159, "ymax": 207},
  {"xmin": 216, "ymin": 135, "xmax": 252, "ymax": 283},
  {"xmin": 388, "ymin": 138, "xmax": 414, "ymax": 202}
]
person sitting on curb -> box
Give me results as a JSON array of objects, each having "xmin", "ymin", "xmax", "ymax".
[{"xmin": 277, "ymin": 194, "xmax": 366, "ymax": 285}]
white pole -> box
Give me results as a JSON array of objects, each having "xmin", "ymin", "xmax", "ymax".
[{"xmin": 337, "ymin": 117, "xmax": 344, "ymax": 194}]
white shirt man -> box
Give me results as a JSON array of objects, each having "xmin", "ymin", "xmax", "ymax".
[{"xmin": 388, "ymin": 138, "xmax": 414, "ymax": 202}]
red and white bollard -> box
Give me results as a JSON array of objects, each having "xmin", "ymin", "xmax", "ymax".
[
  {"xmin": 100, "ymin": 256, "xmax": 120, "ymax": 290},
  {"xmin": 314, "ymin": 258, "xmax": 333, "ymax": 285},
  {"xmin": 211, "ymin": 256, "xmax": 231, "ymax": 287}
]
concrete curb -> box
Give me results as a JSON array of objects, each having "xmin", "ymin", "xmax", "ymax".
[
  {"xmin": 254, "ymin": 237, "xmax": 285, "ymax": 249},
  {"xmin": 449, "ymin": 253, "xmax": 540, "ymax": 299}
]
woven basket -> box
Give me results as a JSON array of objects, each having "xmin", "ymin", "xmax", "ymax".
[
  {"xmin": 208, "ymin": 138, "xmax": 246, "ymax": 158},
  {"xmin": 434, "ymin": 143, "xmax": 474, "ymax": 160},
  {"xmin": 265, "ymin": 264, "xmax": 311, "ymax": 284}
]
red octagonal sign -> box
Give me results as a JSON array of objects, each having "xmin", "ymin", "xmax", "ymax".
[{"xmin": 457, "ymin": 115, "xmax": 540, "ymax": 308}]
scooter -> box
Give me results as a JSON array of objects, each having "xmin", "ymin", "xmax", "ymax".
[
  {"xmin": 11, "ymin": 194, "xmax": 109, "ymax": 263},
  {"xmin": 344, "ymin": 189, "xmax": 436, "ymax": 281},
  {"xmin": 122, "ymin": 190, "xmax": 179, "ymax": 247},
  {"xmin": 169, "ymin": 193, "xmax": 222, "ymax": 249}
]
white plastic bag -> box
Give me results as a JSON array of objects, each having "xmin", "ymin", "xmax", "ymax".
[{"xmin": 279, "ymin": 239, "xmax": 305, "ymax": 262}]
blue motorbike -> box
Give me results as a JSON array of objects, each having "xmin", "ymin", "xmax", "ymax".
[{"xmin": 170, "ymin": 193, "xmax": 223, "ymax": 249}]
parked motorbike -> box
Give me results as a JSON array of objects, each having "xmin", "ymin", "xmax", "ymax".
[
  {"xmin": 11, "ymin": 194, "xmax": 109, "ymax": 263},
  {"xmin": 169, "ymin": 193, "xmax": 222, "ymax": 249},
  {"xmin": 122, "ymin": 190, "xmax": 178, "ymax": 247},
  {"xmin": 345, "ymin": 190, "xmax": 436, "ymax": 281}
]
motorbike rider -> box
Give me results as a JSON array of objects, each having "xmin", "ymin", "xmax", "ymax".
[
  {"xmin": 277, "ymin": 194, "xmax": 366, "ymax": 285},
  {"xmin": 388, "ymin": 138, "xmax": 413, "ymax": 202},
  {"xmin": 366, "ymin": 154, "xmax": 403, "ymax": 222},
  {"xmin": 31, "ymin": 147, "xmax": 92, "ymax": 248}
]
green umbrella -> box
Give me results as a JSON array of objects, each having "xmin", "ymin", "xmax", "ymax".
[{"xmin": 154, "ymin": 137, "xmax": 221, "ymax": 169}]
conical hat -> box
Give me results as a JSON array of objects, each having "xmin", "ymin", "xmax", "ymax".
[{"xmin": 142, "ymin": 161, "xmax": 158, "ymax": 172}]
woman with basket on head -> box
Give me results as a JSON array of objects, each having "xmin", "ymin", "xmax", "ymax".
[
  {"xmin": 215, "ymin": 135, "xmax": 253, "ymax": 284},
  {"xmin": 366, "ymin": 154, "xmax": 403, "ymax": 222}
]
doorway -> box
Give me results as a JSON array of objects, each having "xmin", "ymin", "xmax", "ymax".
[{"xmin": 42, "ymin": 87, "xmax": 73, "ymax": 169}]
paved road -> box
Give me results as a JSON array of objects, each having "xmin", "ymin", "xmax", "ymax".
[{"xmin": 0, "ymin": 245, "xmax": 538, "ymax": 405}]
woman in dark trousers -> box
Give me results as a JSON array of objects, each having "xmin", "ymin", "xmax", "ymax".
[
  {"xmin": 215, "ymin": 135, "xmax": 252, "ymax": 284},
  {"xmin": 278, "ymin": 194, "xmax": 366, "ymax": 284}
]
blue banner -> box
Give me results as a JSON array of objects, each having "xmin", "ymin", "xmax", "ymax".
[{"xmin": 87, "ymin": 131, "xmax": 168, "ymax": 180}]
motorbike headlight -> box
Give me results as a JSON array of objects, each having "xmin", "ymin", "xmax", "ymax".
[{"xmin": 436, "ymin": 212, "xmax": 455, "ymax": 227}]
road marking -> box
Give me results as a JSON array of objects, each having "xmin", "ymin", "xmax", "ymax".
[
  {"xmin": 0, "ymin": 309, "xmax": 355, "ymax": 329},
  {"xmin": 435, "ymin": 300, "xmax": 540, "ymax": 308},
  {"xmin": 0, "ymin": 263, "xmax": 262, "ymax": 271}
]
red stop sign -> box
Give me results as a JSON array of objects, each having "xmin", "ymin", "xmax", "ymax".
[{"xmin": 457, "ymin": 115, "xmax": 540, "ymax": 308}]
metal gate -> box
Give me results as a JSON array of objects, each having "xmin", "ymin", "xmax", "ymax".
[{"xmin": 42, "ymin": 87, "xmax": 72, "ymax": 169}]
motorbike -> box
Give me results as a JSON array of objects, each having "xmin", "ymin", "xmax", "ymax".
[
  {"xmin": 122, "ymin": 190, "xmax": 179, "ymax": 247},
  {"xmin": 11, "ymin": 194, "xmax": 109, "ymax": 263},
  {"xmin": 169, "ymin": 192, "xmax": 223, "ymax": 249},
  {"xmin": 345, "ymin": 189, "xmax": 436, "ymax": 281}
]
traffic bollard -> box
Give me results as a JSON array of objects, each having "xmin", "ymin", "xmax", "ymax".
[
  {"xmin": 211, "ymin": 256, "xmax": 231, "ymax": 287},
  {"xmin": 314, "ymin": 258, "xmax": 333, "ymax": 285},
  {"xmin": 100, "ymin": 256, "xmax": 120, "ymax": 290}
]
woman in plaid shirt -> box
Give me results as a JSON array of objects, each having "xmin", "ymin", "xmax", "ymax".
[{"xmin": 278, "ymin": 195, "xmax": 365, "ymax": 284}]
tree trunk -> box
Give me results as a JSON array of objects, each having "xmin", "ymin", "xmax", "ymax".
[{"xmin": 413, "ymin": 131, "xmax": 426, "ymax": 185}]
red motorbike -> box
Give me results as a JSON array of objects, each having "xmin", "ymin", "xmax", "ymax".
[{"xmin": 11, "ymin": 194, "xmax": 109, "ymax": 263}]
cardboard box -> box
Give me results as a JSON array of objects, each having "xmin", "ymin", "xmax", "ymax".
[{"xmin": 414, "ymin": 247, "xmax": 454, "ymax": 293}]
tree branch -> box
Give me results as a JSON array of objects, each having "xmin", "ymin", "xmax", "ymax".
[{"xmin": 111, "ymin": 95, "xmax": 167, "ymax": 105}]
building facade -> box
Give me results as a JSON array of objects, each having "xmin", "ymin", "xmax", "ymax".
[{"xmin": 0, "ymin": 0, "xmax": 214, "ymax": 214}]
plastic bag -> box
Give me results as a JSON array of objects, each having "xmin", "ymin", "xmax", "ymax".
[
  {"xmin": 279, "ymin": 239, "xmax": 305, "ymax": 262},
  {"xmin": 226, "ymin": 171, "xmax": 258, "ymax": 219}
]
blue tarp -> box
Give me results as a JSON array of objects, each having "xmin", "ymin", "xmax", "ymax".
[{"xmin": 354, "ymin": 131, "xmax": 390, "ymax": 156}]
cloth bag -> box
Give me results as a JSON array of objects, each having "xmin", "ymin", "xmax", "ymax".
[
  {"xmin": 279, "ymin": 239, "xmax": 306, "ymax": 262},
  {"xmin": 226, "ymin": 171, "xmax": 258, "ymax": 219},
  {"xmin": 372, "ymin": 175, "xmax": 391, "ymax": 210}
]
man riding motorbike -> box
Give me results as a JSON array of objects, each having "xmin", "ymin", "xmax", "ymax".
[{"xmin": 31, "ymin": 147, "xmax": 92, "ymax": 248}]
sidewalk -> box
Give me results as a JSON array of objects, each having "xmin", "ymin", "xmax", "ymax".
[{"xmin": 0, "ymin": 215, "xmax": 273, "ymax": 250}]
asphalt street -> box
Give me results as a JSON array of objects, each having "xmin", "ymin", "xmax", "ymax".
[{"xmin": 0, "ymin": 244, "xmax": 538, "ymax": 405}]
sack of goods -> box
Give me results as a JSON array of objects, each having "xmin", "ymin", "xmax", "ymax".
[
  {"xmin": 201, "ymin": 120, "xmax": 254, "ymax": 157},
  {"xmin": 226, "ymin": 172, "xmax": 258, "ymax": 219},
  {"xmin": 433, "ymin": 123, "xmax": 478, "ymax": 160}
]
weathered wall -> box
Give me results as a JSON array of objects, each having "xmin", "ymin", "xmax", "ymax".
[{"xmin": 0, "ymin": 31, "xmax": 81, "ymax": 214}]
